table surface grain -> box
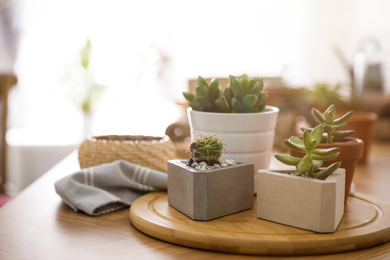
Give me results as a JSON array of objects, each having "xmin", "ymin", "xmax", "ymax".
[{"xmin": 1, "ymin": 141, "xmax": 390, "ymax": 260}]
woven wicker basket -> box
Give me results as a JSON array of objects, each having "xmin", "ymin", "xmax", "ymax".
[{"xmin": 78, "ymin": 135, "xmax": 177, "ymax": 173}]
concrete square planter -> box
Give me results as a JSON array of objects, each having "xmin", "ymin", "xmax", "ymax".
[
  {"xmin": 257, "ymin": 168, "xmax": 345, "ymax": 233},
  {"xmin": 168, "ymin": 159, "xmax": 254, "ymax": 221}
]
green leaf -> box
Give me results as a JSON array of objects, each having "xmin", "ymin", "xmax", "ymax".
[
  {"xmin": 231, "ymin": 78, "xmax": 245, "ymax": 99},
  {"xmin": 312, "ymin": 151, "xmax": 340, "ymax": 161},
  {"xmin": 215, "ymin": 96, "xmax": 229, "ymax": 112},
  {"xmin": 333, "ymin": 111, "xmax": 353, "ymax": 125},
  {"xmin": 290, "ymin": 136, "xmax": 304, "ymax": 145},
  {"xmin": 209, "ymin": 84, "xmax": 222, "ymax": 102},
  {"xmin": 242, "ymin": 94, "xmax": 258, "ymax": 108},
  {"xmin": 182, "ymin": 92, "xmax": 195, "ymax": 102},
  {"xmin": 209, "ymin": 78, "xmax": 219, "ymax": 89},
  {"xmin": 325, "ymin": 109, "xmax": 335, "ymax": 124},
  {"xmin": 311, "ymin": 108, "xmax": 326, "ymax": 124},
  {"xmin": 303, "ymin": 130, "xmax": 316, "ymax": 150},
  {"xmin": 256, "ymin": 92, "xmax": 267, "ymax": 111},
  {"xmin": 285, "ymin": 138, "xmax": 307, "ymax": 153},
  {"xmin": 309, "ymin": 125, "xmax": 324, "ymax": 147},
  {"xmin": 275, "ymin": 154, "xmax": 301, "ymax": 166},
  {"xmin": 312, "ymin": 160, "xmax": 323, "ymax": 172},
  {"xmin": 195, "ymin": 84, "xmax": 208, "ymax": 97},
  {"xmin": 297, "ymin": 154, "xmax": 312, "ymax": 175},
  {"xmin": 313, "ymin": 162, "xmax": 341, "ymax": 180},
  {"xmin": 331, "ymin": 130, "xmax": 354, "ymax": 138},
  {"xmin": 197, "ymin": 76, "xmax": 208, "ymax": 86},
  {"xmin": 249, "ymin": 82, "xmax": 262, "ymax": 95},
  {"xmin": 232, "ymin": 97, "xmax": 246, "ymax": 113},
  {"xmin": 312, "ymin": 147, "xmax": 340, "ymax": 157}
]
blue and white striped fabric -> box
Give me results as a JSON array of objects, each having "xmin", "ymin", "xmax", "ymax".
[{"xmin": 55, "ymin": 160, "xmax": 167, "ymax": 216}]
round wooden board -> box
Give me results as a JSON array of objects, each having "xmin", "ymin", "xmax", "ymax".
[{"xmin": 129, "ymin": 192, "xmax": 390, "ymax": 256}]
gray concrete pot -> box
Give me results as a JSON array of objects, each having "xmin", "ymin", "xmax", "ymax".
[
  {"xmin": 257, "ymin": 168, "xmax": 345, "ymax": 233},
  {"xmin": 168, "ymin": 159, "xmax": 254, "ymax": 221}
]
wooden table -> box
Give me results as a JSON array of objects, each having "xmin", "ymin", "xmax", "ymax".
[{"xmin": 1, "ymin": 142, "xmax": 390, "ymax": 260}]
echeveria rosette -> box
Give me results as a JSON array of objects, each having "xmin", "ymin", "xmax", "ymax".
[
  {"xmin": 183, "ymin": 76, "xmax": 225, "ymax": 113},
  {"xmin": 224, "ymin": 74, "xmax": 267, "ymax": 113},
  {"xmin": 182, "ymin": 74, "xmax": 268, "ymax": 113},
  {"xmin": 310, "ymin": 104, "xmax": 354, "ymax": 144},
  {"xmin": 275, "ymin": 125, "xmax": 342, "ymax": 180}
]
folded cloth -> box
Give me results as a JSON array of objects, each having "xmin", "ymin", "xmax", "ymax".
[{"xmin": 55, "ymin": 160, "xmax": 167, "ymax": 216}]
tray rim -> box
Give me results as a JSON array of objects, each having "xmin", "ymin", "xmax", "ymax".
[{"xmin": 129, "ymin": 192, "xmax": 390, "ymax": 256}]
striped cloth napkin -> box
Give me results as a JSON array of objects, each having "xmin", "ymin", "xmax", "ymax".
[{"xmin": 55, "ymin": 160, "xmax": 167, "ymax": 216}]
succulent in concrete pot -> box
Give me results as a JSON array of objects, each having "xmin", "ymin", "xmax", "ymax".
[
  {"xmin": 257, "ymin": 124, "xmax": 346, "ymax": 233},
  {"xmin": 276, "ymin": 125, "xmax": 341, "ymax": 180}
]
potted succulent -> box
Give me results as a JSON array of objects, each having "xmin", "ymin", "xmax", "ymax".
[
  {"xmin": 182, "ymin": 75, "xmax": 279, "ymax": 183},
  {"xmin": 257, "ymin": 125, "xmax": 346, "ymax": 233},
  {"xmin": 168, "ymin": 135, "xmax": 254, "ymax": 221},
  {"xmin": 290, "ymin": 104, "xmax": 364, "ymax": 202}
]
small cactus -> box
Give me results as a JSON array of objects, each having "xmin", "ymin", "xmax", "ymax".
[
  {"xmin": 183, "ymin": 74, "xmax": 267, "ymax": 113},
  {"xmin": 310, "ymin": 104, "xmax": 354, "ymax": 144},
  {"xmin": 188, "ymin": 135, "xmax": 225, "ymax": 166},
  {"xmin": 275, "ymin": 125, "xmax": 341, "ymax": 180}
]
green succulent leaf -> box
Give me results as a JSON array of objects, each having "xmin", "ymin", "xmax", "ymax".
[
  {"xmin": 285, "ymin": 138, "xmax": 307, "ymax": 153},
  {"xmin": 231, "ymin": 77, "xmax": 245, "ymax": 99},
  {"xmin": 325, "ymin": 108, "xmax": 336, "ymax": 124},
  {"xmin": 290, "ymin": 136, "xmax": 304, "ymax": 145},
  {"xmin": 297, "ymin": 154, "xmax": 313, "ymax": 175},
  {"xmin": 310, "ymin": 125, "xmax": 324, "ymax": 147},
  {"xmin": 311, "ymin": 108, "xmax": 326, "ymax": 124},
  {"xmin": 183, "ymin": 92, "xmax": 195, "ymax": 102},
  {"xmin": 215, "ymin": 96, "xmax": 229, "ymax": 113},
  {"xmin": 209, "ymin": 84, "xmax": 222, "ymax": 102},
  {"xmin": 312, "ymin": 160, "xmax": 323, "ymax": 172},
  {"xmin": 313, "ymin": 162, "xmax": 341, "ymax": 180},
  {"xmin": 275, "ymin": 154, "xmax": 301, "ymax": 166},
  {"xmin": 303, "ymin": 130, "xmax": 316, "ymax": 151},
  {"xmin": 232, "ymin": 97, "xmax": 246, "ymax": 113},
  {"xmin": 256, "ymin": 92, "xmax": 267, "ymax": 111},
  {"xmin": 242, "ymin": 94, "xmax": 258, "ymax": 108},
  {"xmin": 312, "ymin": 151, "xmax": 340, "ymax": 161},
  {"xmin": 195, "ymin": 83, "xmax": 208, "ymax": 97},
  {"xmin": 312, "ymin": 147, "xmax": 340, "ymax": 157},
  {"xmin": 196, "ymin": 76, "xmax": 208, "ymax": 86},
  {"xmin": 331, "ymin": 130, "xmax": 355, "ymax": 138},
  {"xmin": 333, "ymin": 111, "xmax": 353, "ymax": 126}
]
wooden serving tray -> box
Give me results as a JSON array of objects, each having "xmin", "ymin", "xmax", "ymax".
[{"xmin": 129, "ymin": 192, "xmax": 390, "ymax": 256}]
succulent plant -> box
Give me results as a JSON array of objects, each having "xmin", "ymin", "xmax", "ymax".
[
  {"xmin": 183, "ymin": 74, "xmax": 267, "ymax": 113},
  {"xmin": 275, "ymin": 125, "xmax": 341, "ymax": 180},
  {"xmin": 310, "ymin": 104, "xmax": 354, "ymax": 144},
  {"xmin": 223, "ymin": 74, "xmax": 267, "ymax": 113},
  {"xmin": 188, "ymin": 134, "xmax": 225, "ymax": 166},
  {"xmin": 182, "ymin": 76, "xmax": 224, "ymax": 112}
]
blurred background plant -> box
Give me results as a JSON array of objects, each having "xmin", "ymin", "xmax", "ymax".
[{"xmin": 62, "ymin": 39, "xmax": 104, "ymax": 137}]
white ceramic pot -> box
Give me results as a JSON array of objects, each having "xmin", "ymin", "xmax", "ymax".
[
  {"xmin": 257, "ymin": 168, "xmax": 345, "ymax": 233},
  {"xmin": 187, "ymin": 106, "xmax": 279, "ymax": 171}
]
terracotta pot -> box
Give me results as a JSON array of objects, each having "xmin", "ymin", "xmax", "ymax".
[
  {"xmin": 344, "ymin": 111, "xmax": 378, "ymax": 163},
  {"xmin": 290, "ymin": 137, "xmax": 364, "ymax": 203}
]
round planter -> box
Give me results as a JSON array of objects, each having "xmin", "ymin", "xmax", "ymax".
[
  {"xmin": 344, "ymin": 111, "xmax": 377, "ymax": 163},
  {"xmin": 290, "ymin": 137, "xmax": 364, "ymax": 203},
  {"xmin": 187, "ymin": 106, "xmax": 279, "ymax": 171}
]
